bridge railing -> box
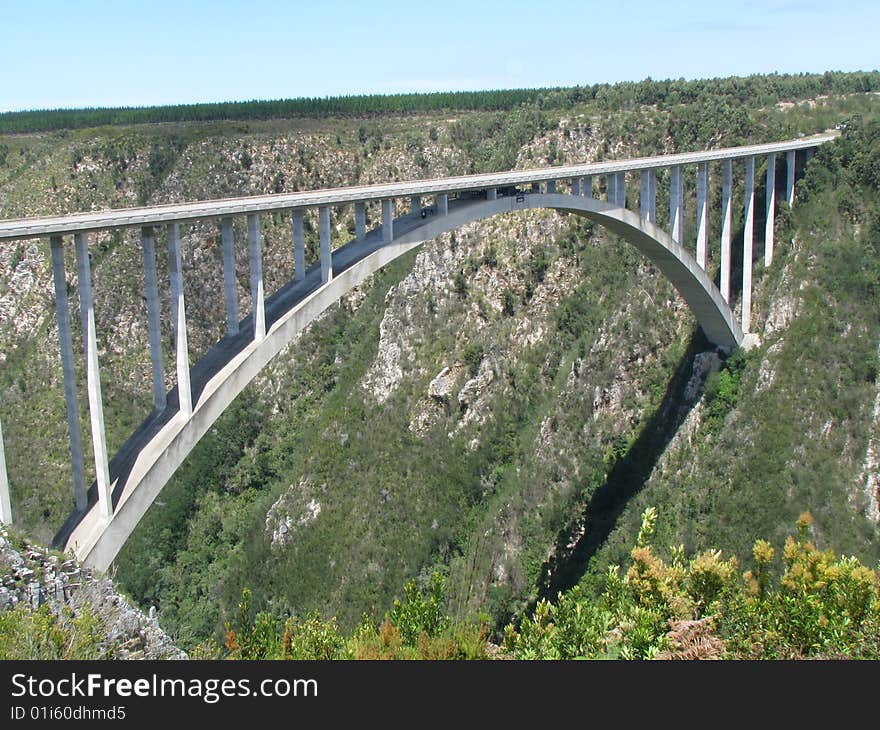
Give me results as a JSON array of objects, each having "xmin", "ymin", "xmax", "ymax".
[{"xmin": 0, "ymin": 135, "xmax": 833, "ymax": 535}]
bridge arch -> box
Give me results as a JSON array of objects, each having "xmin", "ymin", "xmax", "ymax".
[{"xmin": 60, "ymin": 191, "xmax": 742, "ymax": 570}]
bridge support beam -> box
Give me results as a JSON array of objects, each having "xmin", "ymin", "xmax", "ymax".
[
  {"xmin": 606, "ymin": 174, "xmax": 616, "ymax": 205},
  {"xmin": 140, "ymin": 228, "xmax": 167, "ymax": 412},
  {"xmin": 583, "ymin": 175, "xmax": 592, "ymax": 198},
  {"xmin": 546, "ymin": 180, "xmax": 556, "ymax": 194},
  {"xmin": 0, "ymin": 416, "xmax": 10, "ymax": 524},
  {"xmin": 696, "ymin": 162, "xmax": 708, "ymax": 268},
  {"xmin": 571, "ymin": 178, "xmax": 581, "ymax": 196},
  {"xmin": 382, "ymin": 199, "xmax": 394, "ymax": 243},
  {"xmin": 720, "ymin": 159, "xmax": 733, "ymax": 302},
  {"xmin": 670, "ymin": 165, "xmax": 683, "ymax": 243},
  {"xmin": 220, "ymin": 218, "xmax": 239, "ymax": 336},
  {"xmin": 765, "ymin": 153, "xmax": 776, "ymax": 267},
  {"xmin": 436, "ymin": 193, "xmax": 448, "ymax": 216},
  {"xmin": 786, "ymin": 149, "xmax": 796, "ymax": 207},
  {"xmin": 616, "ymin": 172, "xmax": 626, "ymax": 207},
  {"xmin": 50, "ymin": 236, "xmax": 87, "ymax": 512},
  {"xmin": 355, "ymin": 202, "xmax": 366, "ymax": 242},
  {"xmin": 167, "ymin": 223, "xmax": 193, "ymax": 417},
  {"xmin": 293, "ymin": 211, "xmax": 305, "ymax": 283},
  {"xmin": 319, "ymin": 206, "xmax": 332, "ymax": 284},
  {"xmin": 486, "ymin": 188, "xmax": 497, "ymax": 201},
  {"xmin": 410, "ymin": 196, "xmax": 421, "ymax": 216},
  {"xmin": 74, "ymin": 232, "xmax": 112, "ymax": 520},
  {"xmin": 247, "ymin": 214, "xmax": 266, "ymax": 341},
  {"xmin": 742, "ymin": 156, "xmax": 756, "ymax": 334}
]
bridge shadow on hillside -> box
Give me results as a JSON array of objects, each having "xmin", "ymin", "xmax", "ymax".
[
  {"xmin": 537, "ymin": 328, "xmax": 714, "ymax": 600},
  {"xmin": 536, "ymin": 153, "xmax": 808, "ymax": 598}
]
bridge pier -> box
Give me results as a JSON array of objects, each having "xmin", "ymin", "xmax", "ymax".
[
  {"xmin": 382, "ymin": 199, "xmax": 394, "ymax": 242},
  {"xmin": 167, "ymin": 223, "xmax": 193, "ymax": 417},
  {"xmin": 247, "ymin": 214, "xmax": 266, "ymax": 340},
  {"xmin": 696, "ymin": 162, "xmax": 708, "ymax": 268},
  {"xmin": 571, "ymin": 177, "xmax": 581, "ymax": 196},
  {"xmin": 765, "ymin": 153, "xmax": 776, "ymax": 266},
  {"xmin": 436, "ymin": 193, "xmax": 448, "ymax": 216},
  {"xmin": 546, "ymin": 180, "xmax": 556, "ymax": 194},
  {"xmin": 486, "ymin": 188, "xmax": 497, "ymax": 201},
  {"xmin": 616, "ymin": 172, "xmax": 626, "ymax": 207},
  {"xmin": 583, "ymin": 175, "xmax": 592, "ymax": 198},
  {"xmin": 639, "ymin": 171, "xmax": 650, "ymax": 221},
  {"xmin": 220, "ymin": 218, "xmax": 239, "ymax": 335},
  {"xmin": 74, "ymin": 232, "xmax": 113, "ymax": 520},
  {"xmin": 410, "ymin": 196, "xmax": 421, "ymax": 216},
  {"xmin": 786, "ymin": 149, "xmax": 796, "ymax": 207},
  {"xmin": 670, "ymin": 165, "xmax": 683, "ymax": 243},
  {"xmin": 293, "ymin": 210, "xmax": 305, "ymax": 284},
  {"xmin": 0, "ymin": 416, "xmax": 9, "ymax": 524},
  {"xmin": 319, "ymin": 206, "xmax": 332, "ymax": 283},
  {"xmin": 355, "ymin": 202, "xmax": 366, "ymax": 242},
  {"xmin": 742, "ymin": 156, "xmax": 756, "ymax": 333},
  {"xmin": 606, "ymin": 174, "xmax": 616, "ymax": 205},
  {"xmin": 50, "ymin": 236, "xmax": 87, "ymax": 511},
  {"xmin": 140, "ymin": 228, "xmax": 167, "ymax": 412},
  {"xmin": 720, "ymin": 159, "xmax": 733, "ymax": 302}
]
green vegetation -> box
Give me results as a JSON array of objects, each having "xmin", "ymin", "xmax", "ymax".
[
  {"xmin": 0, "ymin": 604, "xmax": 105, "ymax": 660},
  {"xmin": 504, "ymin": 508, "xmax": 880, "ymax": 659}
]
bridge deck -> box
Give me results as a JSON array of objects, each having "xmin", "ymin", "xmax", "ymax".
[{"xmin": 0, "ymin": 134, "xmax": 835, "ymax": 242}]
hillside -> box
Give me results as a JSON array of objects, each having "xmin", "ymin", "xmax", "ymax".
[{"xmin": 0, "ymin": 75, "xmax": 878, "ymax": 651}]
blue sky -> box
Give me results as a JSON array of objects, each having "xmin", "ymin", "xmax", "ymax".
[{"xmin": 1, "ymin": 0, "xmax": 876, "ymax": 112}]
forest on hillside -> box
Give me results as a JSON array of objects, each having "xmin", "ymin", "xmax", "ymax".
[{"xmin": 1, "ymin": 71, "xmax": 878, "ymax": 134}]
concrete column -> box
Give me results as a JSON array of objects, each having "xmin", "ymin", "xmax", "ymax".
[
  {"xmin": 486, "ymin": 188, "xmax": 497, "ymax": 201},
  {"xmin": 571, "ymin": 178, "xmax": 581, "ymax": 196},
  {"xmin": 670, "ymin": 165, "xmax": 683, "ymax": 243},
  {"xmin": 786, "ymin": 149, "xmax": 796, "ymax": 207},
  {"xmin": 649, "ymin": 170, "xmax": 657, "ymax": 222},
  {"xmin": 640, "ymin": 170, "xmax": 650, "ymax": 221},
  {"xmin": 606, "ymin": 174, "xmax": 617, "ymax": 204},
  {"xmin": 696, "ymin": 162, "xmax": 708, "ymax": 268},
  {"xmin": 436, "ymin": 193, "xmax": 448, "ymax": 216},
  {"xmin": 742, "ymin": 156, "xmax": 756, "ymax": 333},
  {"xmin": 50, "ymin": 236, "xmax": 87, "ymax": 511},
  {"xmin": 409, "ymin": 196, "xmax": 420, "ymax": 217},
  {"xmin": 74, "ymin": 232, "xmax": 112, "ymax": 519},
  {"xmin": 166, "ymin": 223, "xmax": 192, "ymax": 417},
  {"xmin": 382, "ymin": 199, "xmax": 394, "ymax": 243},
  {"xmin": 319, "ymin": 206, "xmax": 332, "ymax": 284},
  {"xmin": 765, "ymin": 153, "xmax": 777, "ymax": 267},
  {"xmin": 720, "ymin": 159, "xmax": 733, "ymax": 302},
  {"xmin": 140, "ymin": 228, "xmax": 167, "ymax": 412},
  {"xmin": 247, "ymin": 213, "xmax": 265, "ymax": 341},
  {"xmin": 546, "ymin": 180, "xmax": 556, "ymax": 194},
  {"xmin": 220, "ymin": 218, "xmax": 239, "ymax": 336},
  {"xmin": 616, "ymin": 171, "xmax": 626, "ymax": 207},
  {"xmin": 0, "ymin": 416, "xmax": 10, "ymax": 524},
  {"xmin": 293, "ymin": 210, "xmax": 305, "ymax": 283},
  {"xmin": 355, "ymin": 202, "xmax": 366, "ymax": 242},
  {"xmin": 583, "ymin": 175, "xmax": 593, "ymax": 198}
]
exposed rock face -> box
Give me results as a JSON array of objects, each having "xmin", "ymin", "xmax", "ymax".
[
  {"xmin": 684, "ymin": 352, "xmax": 722, "ymax": 401},
  {"xmin": 0, "ymin": 527, "xmax": 184, "ymax": 659},
  {"xmin": 265, "ymin": 479, "xmax": 323, "ymax": 548}
]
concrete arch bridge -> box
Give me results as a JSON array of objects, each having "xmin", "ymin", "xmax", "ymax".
[{"xmin": 0, "ymin": 133, "xmax": 834, "ymax": 570}]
